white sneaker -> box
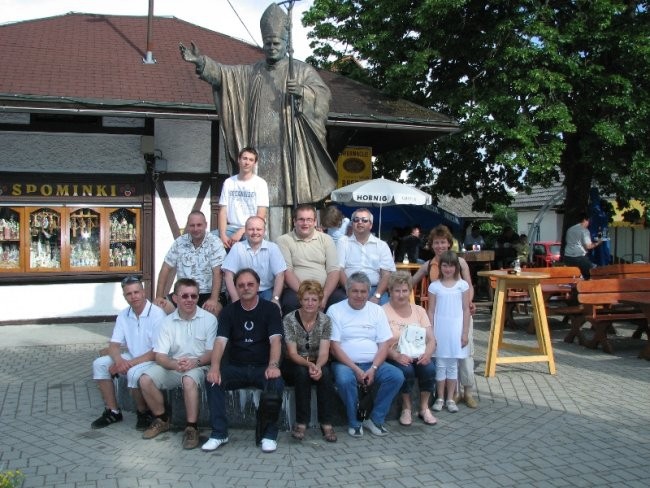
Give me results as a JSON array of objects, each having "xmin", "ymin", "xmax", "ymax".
[
  {"xmin": 432, "ymin": 398, "xmax": 445, "ymax": 412},
  {"xmin": 446, "ymin": 400, "xmax": 459, "ymax": 413},
  {"xmin": 260, "ymin": 438, "xmax": 277, "ymax": 453},
  {"xmin": 361, "ymin": 419, "xmax": 389, "ymax": 436},
  {"xmin": 201, "ymin": 437, "xmax": 228, "ymax": 452}
]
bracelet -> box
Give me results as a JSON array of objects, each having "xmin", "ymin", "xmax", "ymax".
[
  {"xmin": 268, "ymin": 361, "xmax": 280, "ymax": 368},
  {"xmin": 195, "ymin": 358, "xmax": 201, "ymax": 367}
]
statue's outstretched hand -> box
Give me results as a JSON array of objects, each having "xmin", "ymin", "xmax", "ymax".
[{"xmin": 179, "ymin": 41, "xmax": 201, "ymax": 63}]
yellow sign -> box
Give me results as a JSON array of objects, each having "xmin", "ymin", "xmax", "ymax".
[{"xmin": 337, "ymin": 146, "xmax": 372, "ymax": 187}]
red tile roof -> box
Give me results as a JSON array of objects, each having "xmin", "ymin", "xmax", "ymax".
[{"xmin": 0, "ymin": 12, "xmax": 457, "ymax": 154}]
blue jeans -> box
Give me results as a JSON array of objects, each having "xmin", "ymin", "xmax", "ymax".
[
  {"xmin": 205, "ymin": 364, "xmax": 284, "ymax": 440},
  {"xmin": 331, "ymin": 361, "xmax": 404, "ymax": 428},
  {"xmin": 387, "ymin": 359, "xmax": 436, "ymax": 394}
]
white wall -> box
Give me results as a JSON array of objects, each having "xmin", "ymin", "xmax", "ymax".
[
  {"xmin": 517, "ymin": 210, "xmax": 563, "ymax": 242},
  {"xmin": 155, "ymin": 119, "xmax": 212, "ymax": 173},
  {"xmin": 0, "ymin": 132, "xmax": 144, "ymax": 173}
]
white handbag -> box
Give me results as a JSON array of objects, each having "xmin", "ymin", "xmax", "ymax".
[{"xmin": 397, "ymin": 324, "xmax": 426, "ymax": 358}]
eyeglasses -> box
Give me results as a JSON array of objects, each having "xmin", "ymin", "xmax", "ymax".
[
  {"xmin": 295, "ymin": 217, "xmax": 315, "ymax": 223},
  {"xmin": 178, "ymin": 293, "xmax": 199, "ymax": 300},
  {"xmin": 121, "ymin": 275, "xmax": 141, "ymax": 286},
  {"xmin": 352, "ymin": 217, "xmax": 370, "ymax": 223}
]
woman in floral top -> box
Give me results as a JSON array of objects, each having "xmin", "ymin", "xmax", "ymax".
[{"xmin": 282, "ymin": 280, "xmax": 337, "ymax": 442}]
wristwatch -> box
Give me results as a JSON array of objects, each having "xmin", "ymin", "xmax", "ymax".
[
  {"xmin": 272, "ymin": 295, "xmax": 280, "ymax": 301},
  {"xmin": 374, "ymin": 292, "xmax": 381, "ymax": 299},
  {"xmin": 371, "ymin": 364, "xmax": 378, "ymax": 370}
]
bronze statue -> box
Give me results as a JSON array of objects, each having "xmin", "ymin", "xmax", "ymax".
[{"xmin": 180, "ymin": 3, "xmax": 337, "ymax": 238}]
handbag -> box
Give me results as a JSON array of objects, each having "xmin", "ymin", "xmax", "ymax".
[
  {"xmin": 356, "ymin": 379, "xmax": 374, "ymax": 421},
  {"xmin": 397, "ymin": 324, "xmax": 426, "ymax": 358}
]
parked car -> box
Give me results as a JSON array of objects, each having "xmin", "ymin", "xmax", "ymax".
[{"xmin": 532, "ymin": 241, "xmax": 561, "ymax": 267}]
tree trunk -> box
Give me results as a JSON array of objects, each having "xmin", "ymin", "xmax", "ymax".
[{"xmin": 559, "ymin": 134, "xmax": 593, "ymax": 259}]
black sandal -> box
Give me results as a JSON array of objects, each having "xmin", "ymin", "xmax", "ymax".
[
  {"xmin": 320, "ymin": 424, "xmax": 337, "ymax": 443},
  {"xmin": 291, "ymin": 424, "xmax": 306, "ymax": 441}
]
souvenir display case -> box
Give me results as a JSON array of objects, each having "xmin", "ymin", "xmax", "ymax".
[
  {"xmin": 0, "ymin": 206, "xmax": 140, "ymax": 273},
  {"xmin": 0, "ymin": 207, "xmax": 22, "ymax": 270},
  {"xmin": 28, "ymin": 207, "xmax": 62, "ymax": 271}
]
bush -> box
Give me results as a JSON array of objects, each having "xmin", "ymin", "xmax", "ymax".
[{"xmin": 0, "ymin": 471, "xmax": 24, "ymax": 488}]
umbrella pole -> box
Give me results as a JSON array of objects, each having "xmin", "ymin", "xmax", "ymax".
[{"xmin": 379, "ymin": 205, "xmax": 383, "ymax": 237}]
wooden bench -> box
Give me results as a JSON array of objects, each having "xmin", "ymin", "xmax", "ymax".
[
  {"xmin": 591, "ymin": 263, "xmax": 650, "ymax": 279},
  {"xmin": 570, "ymin": 278, "xmax": 650, "ymax": 354}
]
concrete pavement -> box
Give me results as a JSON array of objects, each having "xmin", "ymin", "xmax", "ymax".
[{"xmin": 1, "ymin": 311, "xmax": 650, "ymax": 487}]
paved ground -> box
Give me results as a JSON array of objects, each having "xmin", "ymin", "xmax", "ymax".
[{"xmin": 1, "ymin": 309, "xmax": 650, "ymax": 487}]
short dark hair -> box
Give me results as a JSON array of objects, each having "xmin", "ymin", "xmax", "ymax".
[
  {"xmin": 234, "ymin": 267, "xmax": 261, "ymax": 285},
  {"xmin": 238, "ymin": 146, "xmax": 258, "ymax": 162},
  {"xmin": 174, "ymin": 278, "xmax": 199, "ymax": 295},
  {"xmin": 293, "ymin": 204, "xmax": 317, "ymax": 219}
]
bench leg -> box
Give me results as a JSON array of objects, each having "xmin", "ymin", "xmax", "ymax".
[
  {"xmin": 564, "ymin": 316, "xmax": 586, "ymax": 344},
  {"xmin": 583, "ymin": 322, "xmax": 613, "ymax": 353}
]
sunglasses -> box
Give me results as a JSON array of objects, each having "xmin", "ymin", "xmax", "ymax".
[
  {"xmin": 352, "ymin": 217, "xmax": 370, "ymax": 223},
  {"xmin": 121, "ymin": 275, "xmax": 141, "ymax": 286},
  {"xmin": 178, "ymin": 293, "xmax": 199, "ymax": 300}
]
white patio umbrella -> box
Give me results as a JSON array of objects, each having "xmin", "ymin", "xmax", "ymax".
[{"xmin": 330, "ymin": 177, "xmax": 432, "ymax": 232}]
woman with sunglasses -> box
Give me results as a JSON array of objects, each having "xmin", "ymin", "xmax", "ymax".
[{"xmin": 282, "ymin": 280, "xmax": 338, "ymax": 442}]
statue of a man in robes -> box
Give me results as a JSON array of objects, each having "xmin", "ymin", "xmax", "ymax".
[{"xmin": 180, "ymin": 3, "xmax": 337, "ymax": 238}]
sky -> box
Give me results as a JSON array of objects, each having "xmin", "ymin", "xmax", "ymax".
[{"xmin": 0, "ymin": 0, "xmax": 316, "ymax": 60}]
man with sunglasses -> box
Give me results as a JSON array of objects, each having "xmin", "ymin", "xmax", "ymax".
[
  {"xmin": 91, "ymin": 276, "xmax": 166, "ymax": 430},
  {"xmin": 337, "ymin": 208, "xmax": 396, "ymax": 305},
  {"xmin": 203, "ymin": 268, "xmax": 284, "ymax": 453},
  {"xmin": 155, "ymin": 210, "xmax": 226, "ymax": 316},
  {"xmin": 276, "ymin": 204, "xmax": 346, "ymax": 314},
  {"xmin": 139, "ymin": 278, "xmax": 217, "ymax": 450}
]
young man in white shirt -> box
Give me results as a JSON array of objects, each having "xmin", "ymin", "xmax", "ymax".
[{"xmin": 218, "ymin": 147, "xmax": 269, "ymax": 248}]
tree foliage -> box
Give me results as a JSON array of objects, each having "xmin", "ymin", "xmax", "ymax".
[{"xmin": 303, "ymin": 0, "xmax": 650, "ymax": 231}]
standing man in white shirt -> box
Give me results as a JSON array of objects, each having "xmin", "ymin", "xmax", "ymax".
[
  {"xmin": 221, "ymin": 216, "xmax": 286, "ymax": 305},
  {"xmin": 337, "ymin": 208, "xmax": 396, "ymax": 305},
  {"xmin": 218, "ymin": 147, "xmax": 269, "ymax": 248}
]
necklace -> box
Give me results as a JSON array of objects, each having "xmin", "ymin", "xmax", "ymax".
[
  {"xmin": 240, "ymin": 296, "xmax": 259, "ymax": 311},
  {"xmin": 298, "ymin": 310, "xmax": 317, "ymax": 331}
]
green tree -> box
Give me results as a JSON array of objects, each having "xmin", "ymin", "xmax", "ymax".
[{"xmin": 304, "ymin": 0, "xmax": 650, "ymax": 237}]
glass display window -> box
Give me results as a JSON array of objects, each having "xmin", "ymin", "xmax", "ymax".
[
  {"xmin": 28, "ymin": 207, "xmax": 62, "ymax": 271},
  {"xmin": 69, "ymin": 208, "xmax": 101, "ymax": 269},
  {"xmin": 0, "ymin": 207, "xmax": 22, "ymax": 270},
  {"xmin": 109, "ymin": 208, "xmax": 139, "ymax": 269}
]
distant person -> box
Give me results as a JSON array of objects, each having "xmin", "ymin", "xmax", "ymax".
[
  {"xmin": 515, "ymin": 234, "xmax": 530, "ymax": 264},
  {"xmin": 320, "ymin": 205, "xmax": 350, "ymax": 243},
  {"xmin": 563, "ymin": 212, "xmax": 602, "ymax": 279},
  {"xmin": 463, "ymin": 225, "xmax": 486, "ymax": 251},
  {"xmin": 221, "ymin": 216, "xmax": 285, "ymax": 305},
  {"xmin": 428, "ymin": 251, "xmax": 471, "ymax": 414},
  {"xmin": 217, "ymin": 147, "xmax": 269, "ymax": 248},
  {"xmin": 494, "ymin": 226, "xmax": 519, "ymax": 268},
  {"xmin": 139, "ymin": 278, "xmax": 217, "ymax": 450},
  {"xmin": 90, "ymin": 276, "xmax": 166, "ymax": 430},
  {"xmin": 155, "ymin": 210, "xmax": 226, "ymax": 316},
  {"xmin": 396, "ymin": 226, "xmax": 423, "ymax": 263}
]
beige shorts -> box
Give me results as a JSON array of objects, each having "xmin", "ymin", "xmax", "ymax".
[{"xmin": 141, "ymin": 363, "xmax": 206, "ymax": 390}]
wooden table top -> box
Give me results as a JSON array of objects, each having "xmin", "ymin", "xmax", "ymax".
[{"xmin": 478, "ymin": 270, "xmax": 550, "ymax": 280}]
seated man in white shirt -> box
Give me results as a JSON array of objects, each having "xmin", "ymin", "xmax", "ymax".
[
  {"xmin": 91, "ymin": 276, "xmax": 166, "ymax": 430},
  {"xmin": 337, "ymin": 208, "xmax": 396, "ymax": 305},
  {"xmin": 139, "ymin": 278, "xmax": 217, "ymax": 450},
  {"xmin": 327, "ymin": 272, "xmax": 404, "ymax": 438}
]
